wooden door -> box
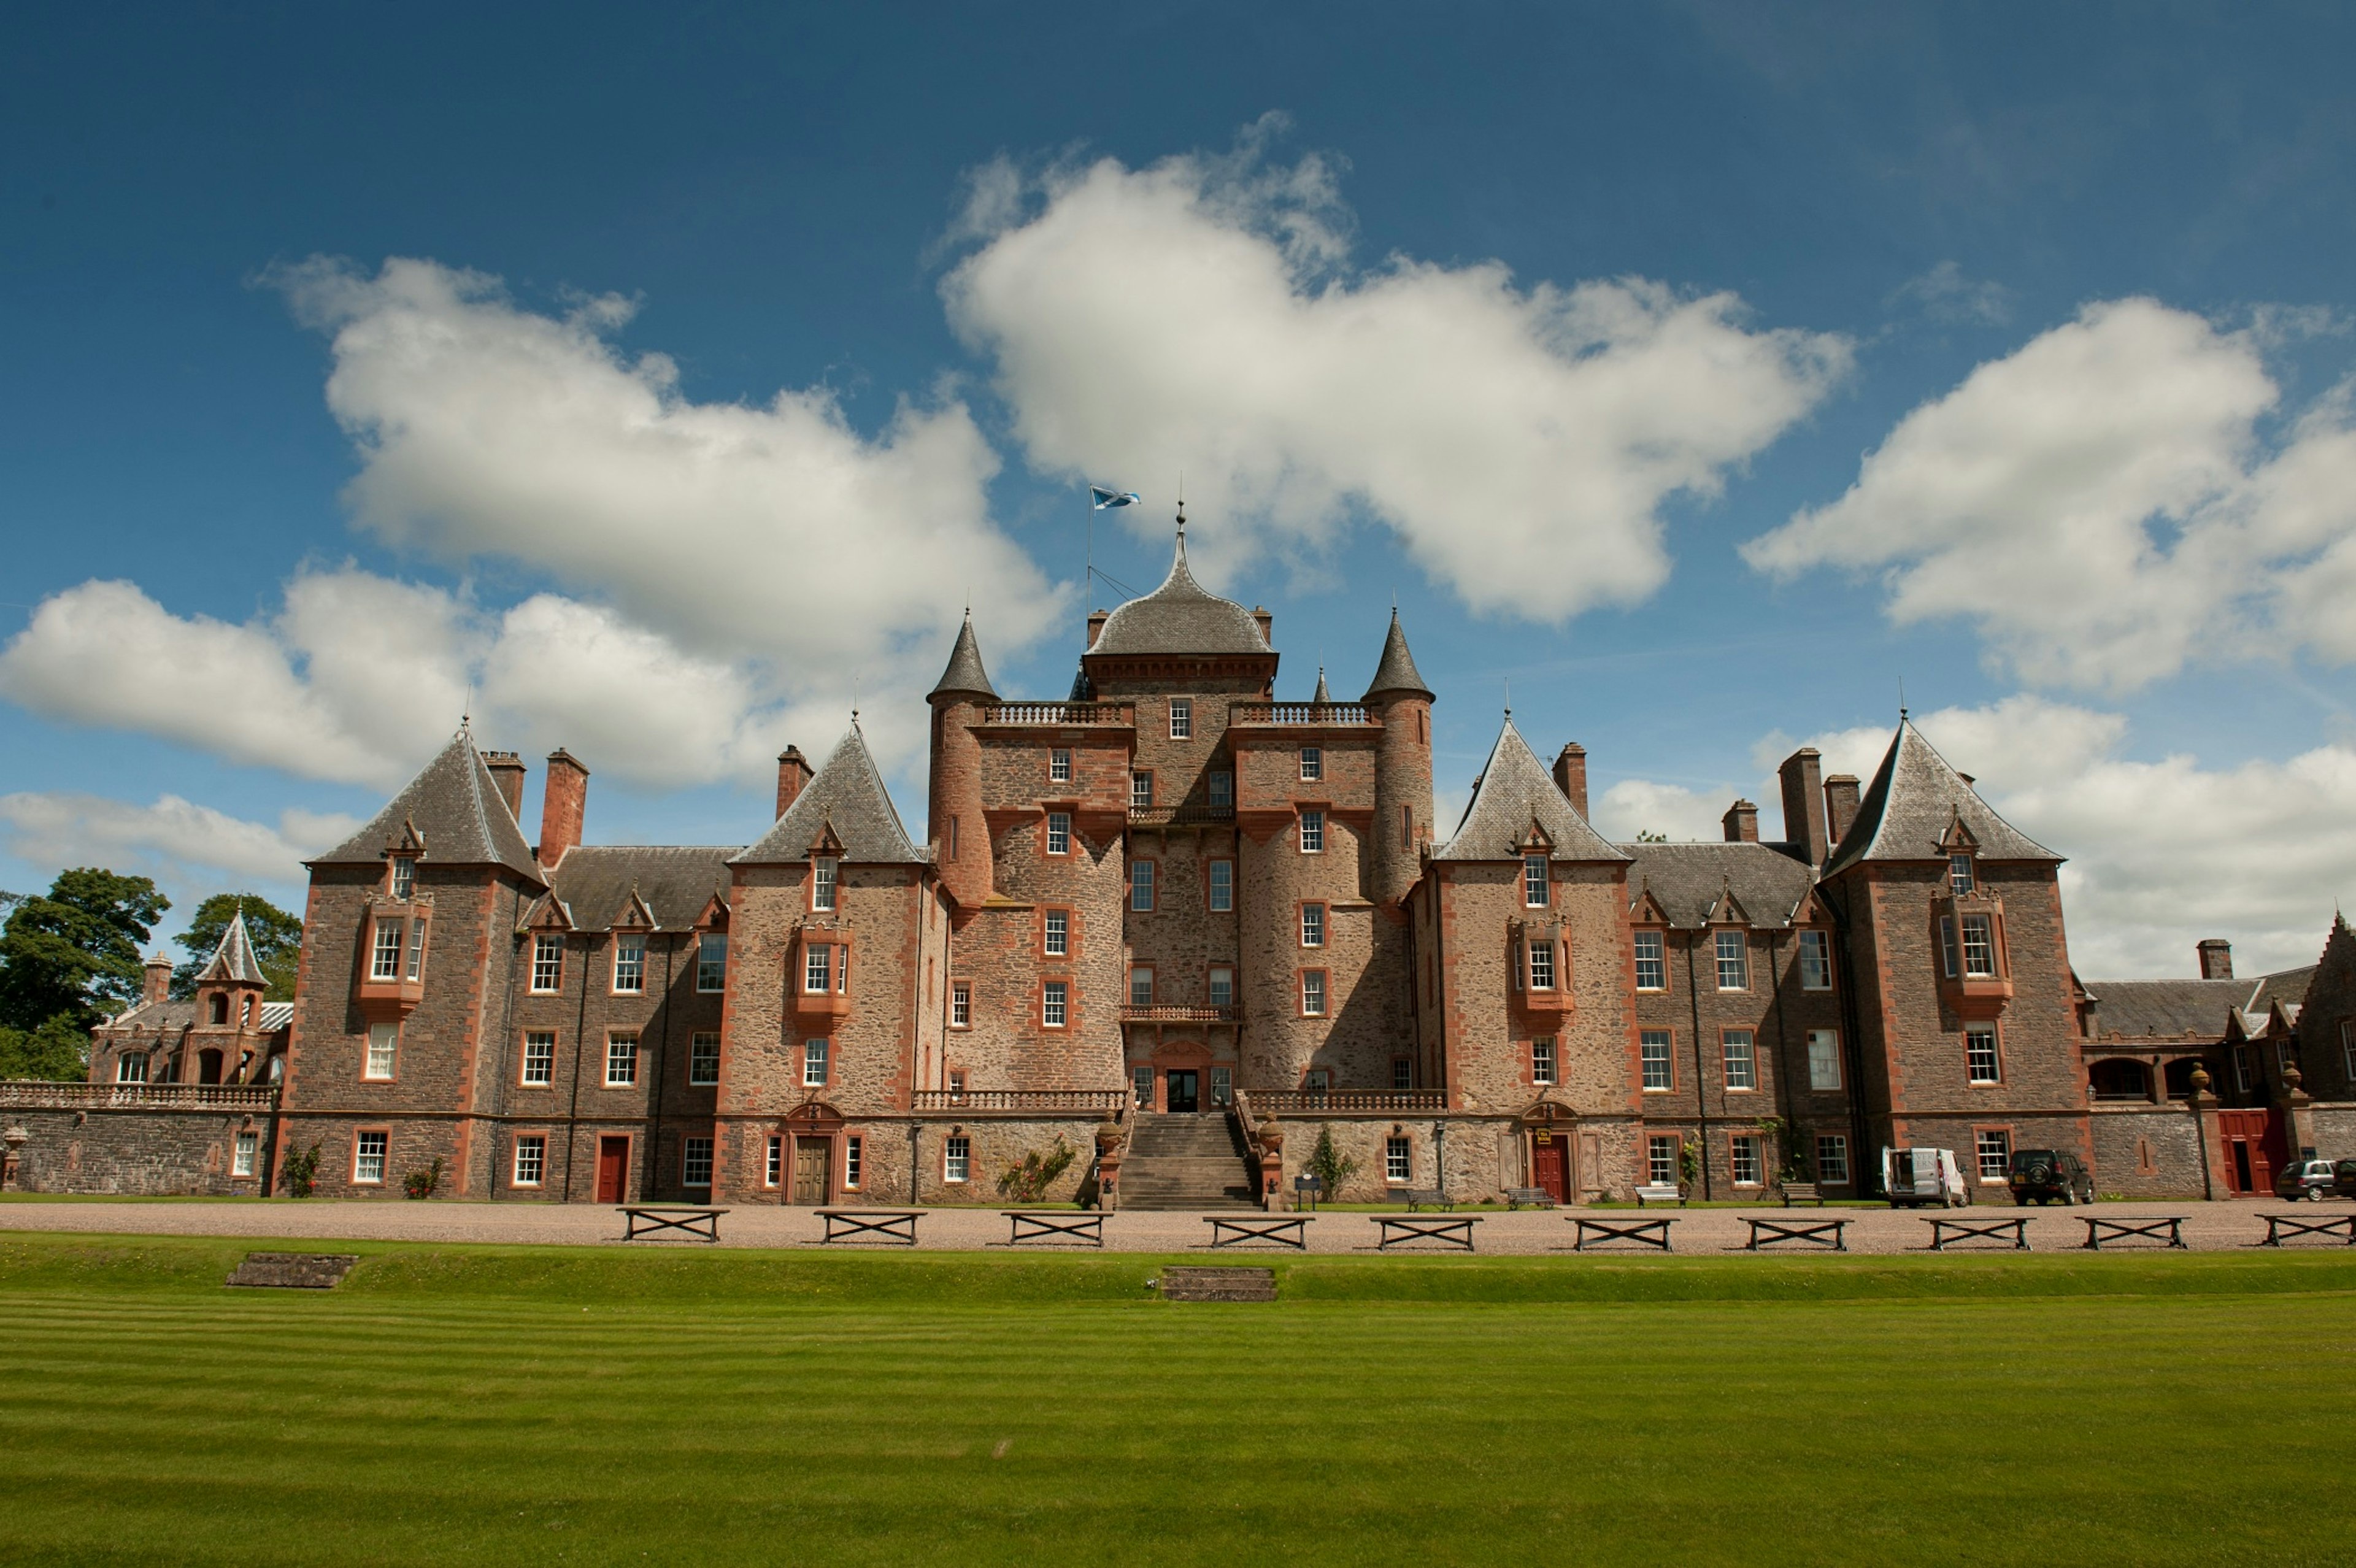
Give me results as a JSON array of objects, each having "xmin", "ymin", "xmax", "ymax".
[
  {"xmin": 1166, "ymin": 1070, "xmax": 1199, "ymax": 1113},
  {"xmin": 1532, "ymin": 1135, "xmax": 1569, "ymax": 1204},
  {"xmin": 2219, "ymin": 1110, "xmax": 2271, "ymax": 1196},
  {"xmin": 793, "ymin": 1137, "xmax": 831, "ymax": 1205},
  {"xmin": 595, "ymin": 1136, "xmax": 629, "ymax": 1203}
]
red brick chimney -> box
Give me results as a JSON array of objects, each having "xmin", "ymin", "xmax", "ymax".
[
  {"xmin": 1086, "ymin": 611, "xmax": 1108, "ymax": 649},
  {"xmin": 1722, "ymin": 799, "xmax": 1759, "ymax": 844},
  {"xmin": 2197, "ymin": 939, "xmax": 2234, "ymax": 980},
  {"xmin": 480, "ymin": 750, "xmax": 527, "ymax": 823},
  {"xmin": 1779, "ymin": 747, "xmax": 1827, "ymax": 867},
  {"xmin": 1823, "ymin": 775, "xmax": 1861, "ymax": 848},
  {"xmin": 538, "ymin": 749, "xmax": 589, "ymax": 867},
  {"xmin": 1252, "ymin": 606, "xmax": 1274, "ymax": 645},
  {"xmin": 1551, "ymin": 742, "xmax": 1589, "ymax": 818},
  {"xmin": 775, "ymin": 745, "xmax": 814, "ymax": 820},
  {"xmin": 142, "ymin": 954, "xmax": 172, "ymax": 1007}
]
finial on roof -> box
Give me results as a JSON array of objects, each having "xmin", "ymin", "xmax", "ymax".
[{"xmin": 1312, "ymin": 664, "xmax": 1331, "ymax": 705}]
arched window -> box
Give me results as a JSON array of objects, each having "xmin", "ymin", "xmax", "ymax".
[{"xmin": 2088, "ymin": 1058, "xmax": 2152, "ymax": 1102}]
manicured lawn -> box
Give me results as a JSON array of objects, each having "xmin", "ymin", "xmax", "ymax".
[{"xmin": 1, "ymin": 1235, "xmax": 2351, "ymax": 1564}]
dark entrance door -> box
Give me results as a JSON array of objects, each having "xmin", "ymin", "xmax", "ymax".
[
  {"xmin": 793, "ymin": 1137, "xmax": 831, "ymax": 1205},
  {"xmin": 1166, "ymin": 1070, "xmax": 1199, "ymax": 1113},
  {"xmin": 2217, "ymin": 1109, "xmax": 2279, "ymax": 1196},
  {"xmin": 595, "ymin": 1136, "xmax": 629, "ymax": 1203},
  {"xmin": 1532, "ymin": 1136, "xmax": 1570, "ymax": 1204}
]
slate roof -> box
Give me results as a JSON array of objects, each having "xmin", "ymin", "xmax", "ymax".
[
  {"xmin": 2081, "ymin": 966, "xmax": 2316, "ymax": 1042},
  {"xmin": 1312, "ymin": 666, "xmax": 1332, "ymax": 704},
  {"xmin": 1620, "ymin": 842, "xmax": 1819, "ymax": 929},
  {"xmin": 1088, "ymin": 525, "xmax": 1272, "ymax": 658},
  {"xmin": 929, "ymin": 613, "xmax": 997, "ymax": 701},
  {"xmin": 1823, "ymin": 719, "xmax": 2058, "ymax": 877},
  {"xmin": 198, "ymin": 912, "xmax": 267, "ymax": 985},
  {"xmin": 313, "ymin": 729, "xmax": 544, "ymax": 882},
  {"xmin": 1362, "ymin": 610, "xmax": 1434, "ymax": 701},
  {"xmin": 543, "ymin": 845, "xmax": 741, "ymax": 931},
  {"xmin": 1436, "ymin": 718, "xmax": 1627, "ymax": 863},
  {"xmin": 98, "ymin": 1000, "xmax": 198, "ymax": 1032},
  {"xmin": 734, "ymin": 723, "xmax": 926, "ymax": 865}
]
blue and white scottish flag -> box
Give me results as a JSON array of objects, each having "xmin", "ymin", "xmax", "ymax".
[{"xmin": 1089, "ymin": 485, "xmax": 1141, "ymax": 510}]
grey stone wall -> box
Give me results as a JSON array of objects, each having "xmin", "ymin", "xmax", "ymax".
[{"xmin": 6, "ymin": 1107, "xmax": 272, "ymax": 1196}]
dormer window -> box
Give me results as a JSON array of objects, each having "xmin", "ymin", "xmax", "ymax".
[
  {"xmin": 1523, "ymin": 853, "xmax": 1549, "ymax": 908},
  {"xmin": 391, "ymin": 857, "xmax": 415, "ymax": 899},
  {"xmin": 1949, "ymin": 854, "xmax": 1975, "ymax": 894},
  {"xmin": 813, "ymin": 858, "xmax": 838, "ymax": 912}
]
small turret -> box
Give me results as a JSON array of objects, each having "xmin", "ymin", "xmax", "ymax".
[
  {"xmin": 926, "ymin": 612, "xmax": 996, "ymax": 911},
  {"xmin": 1363, "ymin": 610, "xmax": 1436, "ymax": 907}
]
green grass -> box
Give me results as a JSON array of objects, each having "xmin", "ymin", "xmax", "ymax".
[{"xmin": 1, "ymin": 1234, "xmax": 2352, "ymax": 1565}]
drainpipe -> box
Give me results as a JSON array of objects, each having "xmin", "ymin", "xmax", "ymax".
[
  {"xmin": 647, "ymin": 936, "xmax": 674, "ymax": 1202},
  {"xmin": 560, "ymin": 934, "xmax": 590, "ymax": 1202},
  {"xmin": 1766, "ymin": 929, "xmax": 1794, "ymax": 1177},
  {"xmin": 1684, "ymin": 931, "xmax": 1711, "ymax": 1199},
  {"xmin": 1820, "ymin": 878, "xmax": 1876, "ymax": 1197}
]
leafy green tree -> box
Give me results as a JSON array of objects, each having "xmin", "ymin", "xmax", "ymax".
[
  {"xmin": 0, "ymin": 869, "xmax": 168, "ymax": 1031},
  {"xmin": 0, "ymin": 1015, "xmax": 91, "ymax": 1080},
  {"xmin": 171, "ymin": 893, "xmax": 303, "ymax": 1001}
]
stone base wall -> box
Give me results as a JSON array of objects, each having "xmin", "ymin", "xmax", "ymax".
[
  {"xmin": 1260, "ymin": 1113, "xmax": 1644, "ymax": 1205},
  {"xmin": 2088, "ymin": 1105, "xmax": 2214, "ymax": 1199},
  {"xmin": 4, "ymin": 1107, "xmax": 273, "ymax": 1196},
  {"xmin": 2306, "ymin": 1101, "xmax": 2356, "ymax": 1162}
]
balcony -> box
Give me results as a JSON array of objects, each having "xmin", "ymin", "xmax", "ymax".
[
  {"xmin": 1126, "ymin": 804, "xmax": 1236, "ymax": 829},
  {"xmin": 0, "ymin": 1082, "xmax": 280, "ymax": 1113},
  {"xmin": 1231, "ymin": 702, "xmax": 1376, "ymax": 726},
  {"xmin": 1120, "ymin": 1004, "xmax": 1243, "ymax": 1024},
  {"xmin": 1242, "ymin": 1089, "xmax": 1447, "ymax": 1113},
  {"xmin": 910, "ymin": 1089, "xmax": 1129, "ymax": 1113},
  {"xmin": 982, "ymin": 702, "xmax": 1134, "ymax": 727}
]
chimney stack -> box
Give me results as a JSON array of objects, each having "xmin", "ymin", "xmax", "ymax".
[
  {"xmin": 538, "ymin": 749, "xmax": 589, "ymax": 867},
  {"xmin": 1551, "ymin": 743, "xmax": 1589, "ymax": 818},
  {"xmin": 2197, "ymin": 939, "xmax": 2235, "ymax": 980},
  {"xmin": 1722, "ymin": 799, "xmax": 1760, "ymax": 843},
  {"xmin": 480, "ymin": 750, "xmax": 527, "ymax": 823},
  {"xmin": 142, "ymin": 953, "xmax": 172, "ymax": 1007},
  {"xmin": 1779, "ymin": 747, "xmax": 1828, "ymax": 867},
  {"xmin": 1085, "ymin": 611, "xmax": 1108, "ymax": 649},
  {"xmin": 1252, "ymin": 606, "xmax": 1274, "ymax": 645},
  {"xmin": 776, "ymin": 745, "xmax": 814, "ymax": 820},
  {"xmin": 1823, "ymin": 774, "xmax": 1861, "ymax": 848}
]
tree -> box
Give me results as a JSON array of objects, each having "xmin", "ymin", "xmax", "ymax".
[
  {"xmin": 0, "ymin": 1015, "xmax": 91, "ymax": 1080},
  {"xmin": 171, "ymin": 893, "xmax": 303, "ymax": 1001},
  {"xmin": 0, "ymin": 869, "xmax": 168, "ymax": 1032}
]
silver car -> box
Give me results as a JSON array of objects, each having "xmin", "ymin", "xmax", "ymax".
[{"xmin": 2275, "ymin": 1158, "xmax": 2338, "ymax": 1202}]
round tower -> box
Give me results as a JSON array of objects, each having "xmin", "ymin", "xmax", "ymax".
[
  {"xmin": 926, "ymin": 613, "xmax": 997, "ymax": 913},
  {"xmin": 1363, "ymin": 610, "xmax": 1436, "ymax": 909}
]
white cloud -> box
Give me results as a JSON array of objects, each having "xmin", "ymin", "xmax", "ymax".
[
  {"xmin": 1591, "ymin": 777, "xmax": 1744, "ymax": 844},
  {"xmin": 1746, "ymin": 298, "xmax": 2356, "ymax": 690},
  {"xmin": 0, "ymin": 792, "xmax": 358, "ymax": 914},
  {"xmin": 942, "ymin": 125, "xmax": 1851, "ymax": 618},
  {"xmin": 1886, "ymin": 260, "xmax": 2012, "ymax": 326}
]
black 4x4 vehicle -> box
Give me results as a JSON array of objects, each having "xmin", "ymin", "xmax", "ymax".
[{"xmin": 2008, "ymin": 1148, "xmax": 2095, "ymax": 1206}]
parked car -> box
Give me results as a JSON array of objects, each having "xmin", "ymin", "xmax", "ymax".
[
  {"xmin": 2336, "ymin": 1159, "xmax": 2356, "ymax": 1201},
  {"xmin": 2276, "ymin": 1158, "xmax": 2339, "ymax": 1202},
  {"xmin": 2007, "ymin": 1148, "xmax": 2095, "ymax": 1206},
  {"xmin": 1882, "ymin": 1147, "xmax": 1968, "ymax": 1209}
]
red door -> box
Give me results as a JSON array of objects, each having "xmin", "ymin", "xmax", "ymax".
[
  {"xmin": 2217, "ymin": 1110, "xmax": 2277, "ymax": 1196},
  {"xmin": 595, "ymin": 1136, "xmax": 629, "ymax": 1203},
  {"xmin": 1532, "ymin": 1136, "xmax": 1570, "ymax": 1204}
]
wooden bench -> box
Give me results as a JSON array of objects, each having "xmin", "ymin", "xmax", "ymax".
[
  {"xmin": 1634, "ymin": 1183, "xmax": 1685, "ymax": 1208},
  {"xmin": 1743, "ymin": 1215, "xmax": 1849, "ymax": 1251},
  {"xmin": 817, "ymin": 1209, "xmax": 921, "ymax": 1246},
  {"xmin": 2081, "ymin": 1215, "xmax": 2186, "ymax": 1251},
  {"xmin": 619, "ymin": 1205, "xmax": 728, "ymax": 1243},
  {"xmin": 1207, "ymin": 1215, "xmax": 1312, "ymax": 1250},
  {"xmin": 1376, "ymin": 1214, "xmax": 1481, "ymax": 1251},
  {"xmin": 1567, "ymin": 1216, "xmax": 1677, "ymax": 1252},
  {"xmin": 2259, "ymin": 1211, "xmax": 2356, "ymax": 1247},
  {"xmin": 1780, "ymin": 1182, "xmax": 1825, "ymax": 1207},
  {"xmin": 1504, "ymin": 1187, "xmax": 1558, "ymax": 1210},
  {"xmin": 1400, "ymin": 1188, "xmax": 1455, "ymax": 1213},
  {"xmin": 1001, "ymin": 1210, "xmax": 1105, "ymax": 1248},
  {"xmin": 1923, "ymin": 1215, "xmax": 2030, "ymax": 1251}
]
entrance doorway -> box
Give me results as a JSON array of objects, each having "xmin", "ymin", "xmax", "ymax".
[
  {"xmin": 594, "ymin": 1136, "xmax": 630, "ymax": 1203},
  {"xmin": 1165, "ymin": 1069, "xmax": 1199, "ymax": 1113},
  {"xmin": 793, "ymin": 1136, "xmax": 831, "ymax": 1205},
  {"xmin": 1531, "ymin": 1134, "xmax": 1570, "ymax": 1204},
  {"xmin": 2217, "ymin": 1109, "xmax": 2283, "ymax": 1196}
]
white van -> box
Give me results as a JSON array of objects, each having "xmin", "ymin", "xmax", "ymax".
[{"xmin": 1882, "ymin": 1147, "xmax": 1968, "ymax": 1209}]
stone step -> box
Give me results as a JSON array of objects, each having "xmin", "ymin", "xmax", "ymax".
[{"xmin": 1160, "ymin": 1266, "xmax": 1277, "ymax": 1302}]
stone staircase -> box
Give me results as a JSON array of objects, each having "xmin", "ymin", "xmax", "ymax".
[{"xmin": 1118, "ymin": 1112, "xmax": 1260, "ymax": 1210}]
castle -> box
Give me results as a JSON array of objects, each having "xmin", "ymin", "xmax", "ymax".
[{"xmin": 32, "ymin": 518, "xmax": 2356, "ymax": 1205}]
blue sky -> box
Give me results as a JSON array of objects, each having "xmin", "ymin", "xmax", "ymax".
[{"xmin": 4, "ymin": 3, "xmax": 2354, "ymax": 977}]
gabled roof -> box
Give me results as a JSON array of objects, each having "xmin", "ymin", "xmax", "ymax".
[
  {"xmin": 1823, "ymin": 719, "xmax": 2058, "ymax": 877},
  {"xmin": 198, "ymin": 912, "xmax": 268, "ymax": 986},
  {"xmin": 1620, "ymin": 842, "xmax": 1819, "ymax": 929},
  {"xmin": 1362, "ymin": 609, "xmax": 1433, "ymax": 702},
  {"xmin": 929, "ymin": 613, "xmax": 997, "ymax": 701},
  {"xmin": 734, "ymin": 723, "xmax": 926, "ymax": 866},
  {"xmin": 1088, "ymin": 523, "xmax": 1272, "ymax": 658},
  {"xmin": 312, "ymin": 728, "xmax": 544, "ymax": 882},
  {"xmin": 2081, "ymin": 963, "xmax": 2314, "ymax": 1042},
  {"xmin": 547, "ymin": 846, "xmax": 741, "ymax": 931},
  {"xmin": 1435, "ymin": 718, "xmax": 1626, "ymax": 863}
]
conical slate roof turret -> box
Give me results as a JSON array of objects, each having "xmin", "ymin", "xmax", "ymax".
[
  {"xmin": 1823, "ymin": 718, "xmax": 2060, "ymax": 877},
  {"xmin": 1312, "ymin": 666, "xmax": 1332, "ymax": 704},
  {"xmin": 1362, "ymin": 610, "xmax": 1433, "ymax": 702},
  {"xmin": 1088, "ymin": 516, "xmax": 1272, "ymax": 657},
  {"xmin": 314, "ymin": 728, "xmax": 544, "ymax": 882},
  {"xmin": 734, "ymin": 720, "xmax": 926, "ymax": 865},
  {"xmin": 929, "ymin": 612, "xmax": 997, "ymax": 701},
  {"xmin": 200, "ymin": 910, "xmax": 268, "ymax": 985},
  {"xmin": 1435, "ymin": 715, "xmax": 1625, "ymax": 862}
]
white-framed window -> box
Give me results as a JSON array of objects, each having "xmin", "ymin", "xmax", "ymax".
[
  {"xmin": 1208, "ymin": 966, "xmax": 1234, "ymax": 1009},
  {"xmin": 1798, "ymin": 930, "xmax": 1832, "ymax": 990},
  {"xmin": 804, "ymin": 943, "xmax": 843, "ymax": 994},
  {"xmin": 1960, "ymin": 913, "xmax": 1998, "ymax": 977},
  {"xmin": 1714, "ymin": 929, "xmax": 1749, "ymax": 991},
  {"xmin": 803, "ymin": 1037, "xmax": 830, "ymax": 1087},
  {"xmin": 1647, "ymin": 1136, "xmax": 1678, "ymax": 1187},
  {"xmin": 1641, "ymin": 1030, "xmax": 1672, "ymax": 1092},
  {"xmin": 1043, "ymin": 981, "xmax": 1068, "ymax": 1028},
  {"xmin": 405, "ymin": 920, "xmax": 426, "ymax": 982},
  {"xmin": 353, "ymin": 1131, "xmax": 387, "ymax": 1185},
  {"xmin": 1169, "ymin": 698, "xmax": 1192, "ymax": 740},
  {"xmin": 1722, "ymin": 1031, "xmax": 1756, "ymax": 1091},
  {"xmin": 531, "ymin": 934, "xmax": 563, "ymax": 994},
  {"xmin": 1816, "ymin": 1134, "xmax": 1850, "ymax": 1185},
  {"xmin": 1131, "ymin": 772, "xmax": 1153, "ymax": 810},
  {"xmin": 1133, "ymin": 1066, "xmax": 1154, "ymax": 1109},
  {"xmin": 605, "ymin": 1033, "xmax": 638, "ymax": 1087},
  {"xmin": 1531, "ymin": 1036, "xmax": 1556, "ymax": 1086},
  {"xmin": 1045, "ymin": 811, "xmax": 1072, "ymax": 855},
  {"xmin": 1299, "ymin": 746, "xmax": 1323, "ymax": 782},
  {"xmin": 116, "ymin": 1053, "xmax": 148, "ymax": 1084},
  {"xmin": 613, "ymin": 934, "xmax": 647, "ymax": 994},
  {"xmin": 364, "ymin": 1023, "xmax": 398, "ymax": 1081},
  {"xmin": 1949, "ymin": 853, "xmax": 1975, "ymax": 894},
  {"xmin": 391, "ymin": 856, "xmax": 415, "ymax": 899},
  {"xmin": 1130, "ymin": 967, "xmax": 1153, "ymax": 1008},
  {"xmin": 764, "ymin": 1136, "xmax": 783, "ymax": 1188},
  {"xmin": 1527, "ymin": 937, "xmax": 1557, "ymax": 991},
  {"xmin": 690, "ymin": 1032, "xmax": 720, "ymax": 1086},
  {"xmin": 697, "ymin": 934, "xmax": 727, "ymax": 993},
  {"xmin": 950, "ymin": 981, "xmax": 971, "ymax": 1028},
  {"xmin": 945, "ymin": 1135, "xmax": 971, "ymax": 1183},
  {"xmin": 1523, "ymin": 853, "xmax": 1549, "ymax": 907},
  {"xmin": 1298, "ymin": 810, "xmax": 1325, "ymax": 854},
  {"xmin": 812, "ymin": 858, "xmax": 838, "ymax": 912},
  {"xmin": 1634, "ymin": 931, "xmax": 1666, "ymax": 991},
  {"xmin": 522, "ymin": 1031, "xmax": 555, "ymax": 1086},
  {"xmin": 1300, "ymin": 970, "xmax": 1327, "ymax": 1017},
  {"xmin": 1976, "ymin": 1129, "xmax": 2011, "ymax": 1181},
  {"xmin": 1209, "ymin": 859, "xmax": 1233, "ymax": 912},
  {"xmin": 682, "ymin": 1137, "xmax": 714, "ymax": 1188},
  {"xmin": 371, "ymin": 918, "xmax": 404, "ymax": 982},
  {"xmin": 509, "ymin": 1134, "xmax": 543, "ymax": 1186},
  {"xmin": 1209, "ymin": 771, "xmax": 1233, "ymax": 809},
  {"xmin": 1301, "ymin": 902, "xmax": 1325, "ymax": 948},
  {"xmin": 1730, "ymin": 1134, "xmax": 1762, "ymax": 1187},
  {"xmin": 1130, "ymin": 861, "xmax": 1155, "ymax": 912},
  {"xmin": 233, "ymin": 1131, "xmax": 258, "ymax": 1177},
  {"xmin": 1044, "ymin": 909, "xmax": 1068, "ymax": 957},
  {"xmin": 1966, "ymin": 1025, "xmax": 2001, "ymax": 1085},
  {"xmin": 1807, "ymin": 1029, "xmax": 1841, "ymax": 1091},
  {"xmin": 1049, "ymin": 747, "xmax": 1072, "ymax": 783},
  {"xmin": 845, "ymin": 1135, "xmax": 862, "ymax": 1189},
  {"xmin": 1385, "ymin": 1136, "xmax": 1411, "ymax": 1184},
  {"xmin": 1940, "ymin": 917, "xmax": 1960, "ymax": 978}
]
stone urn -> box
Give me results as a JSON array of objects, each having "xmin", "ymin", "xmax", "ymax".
[
  {"xmin": 1257, "ymin": 1118, "xmax": 1284, "ymax": 1155},
  {"xmin": 1095, "ymin": 1120, "xmax": 1124, "ymax": 1156}
]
